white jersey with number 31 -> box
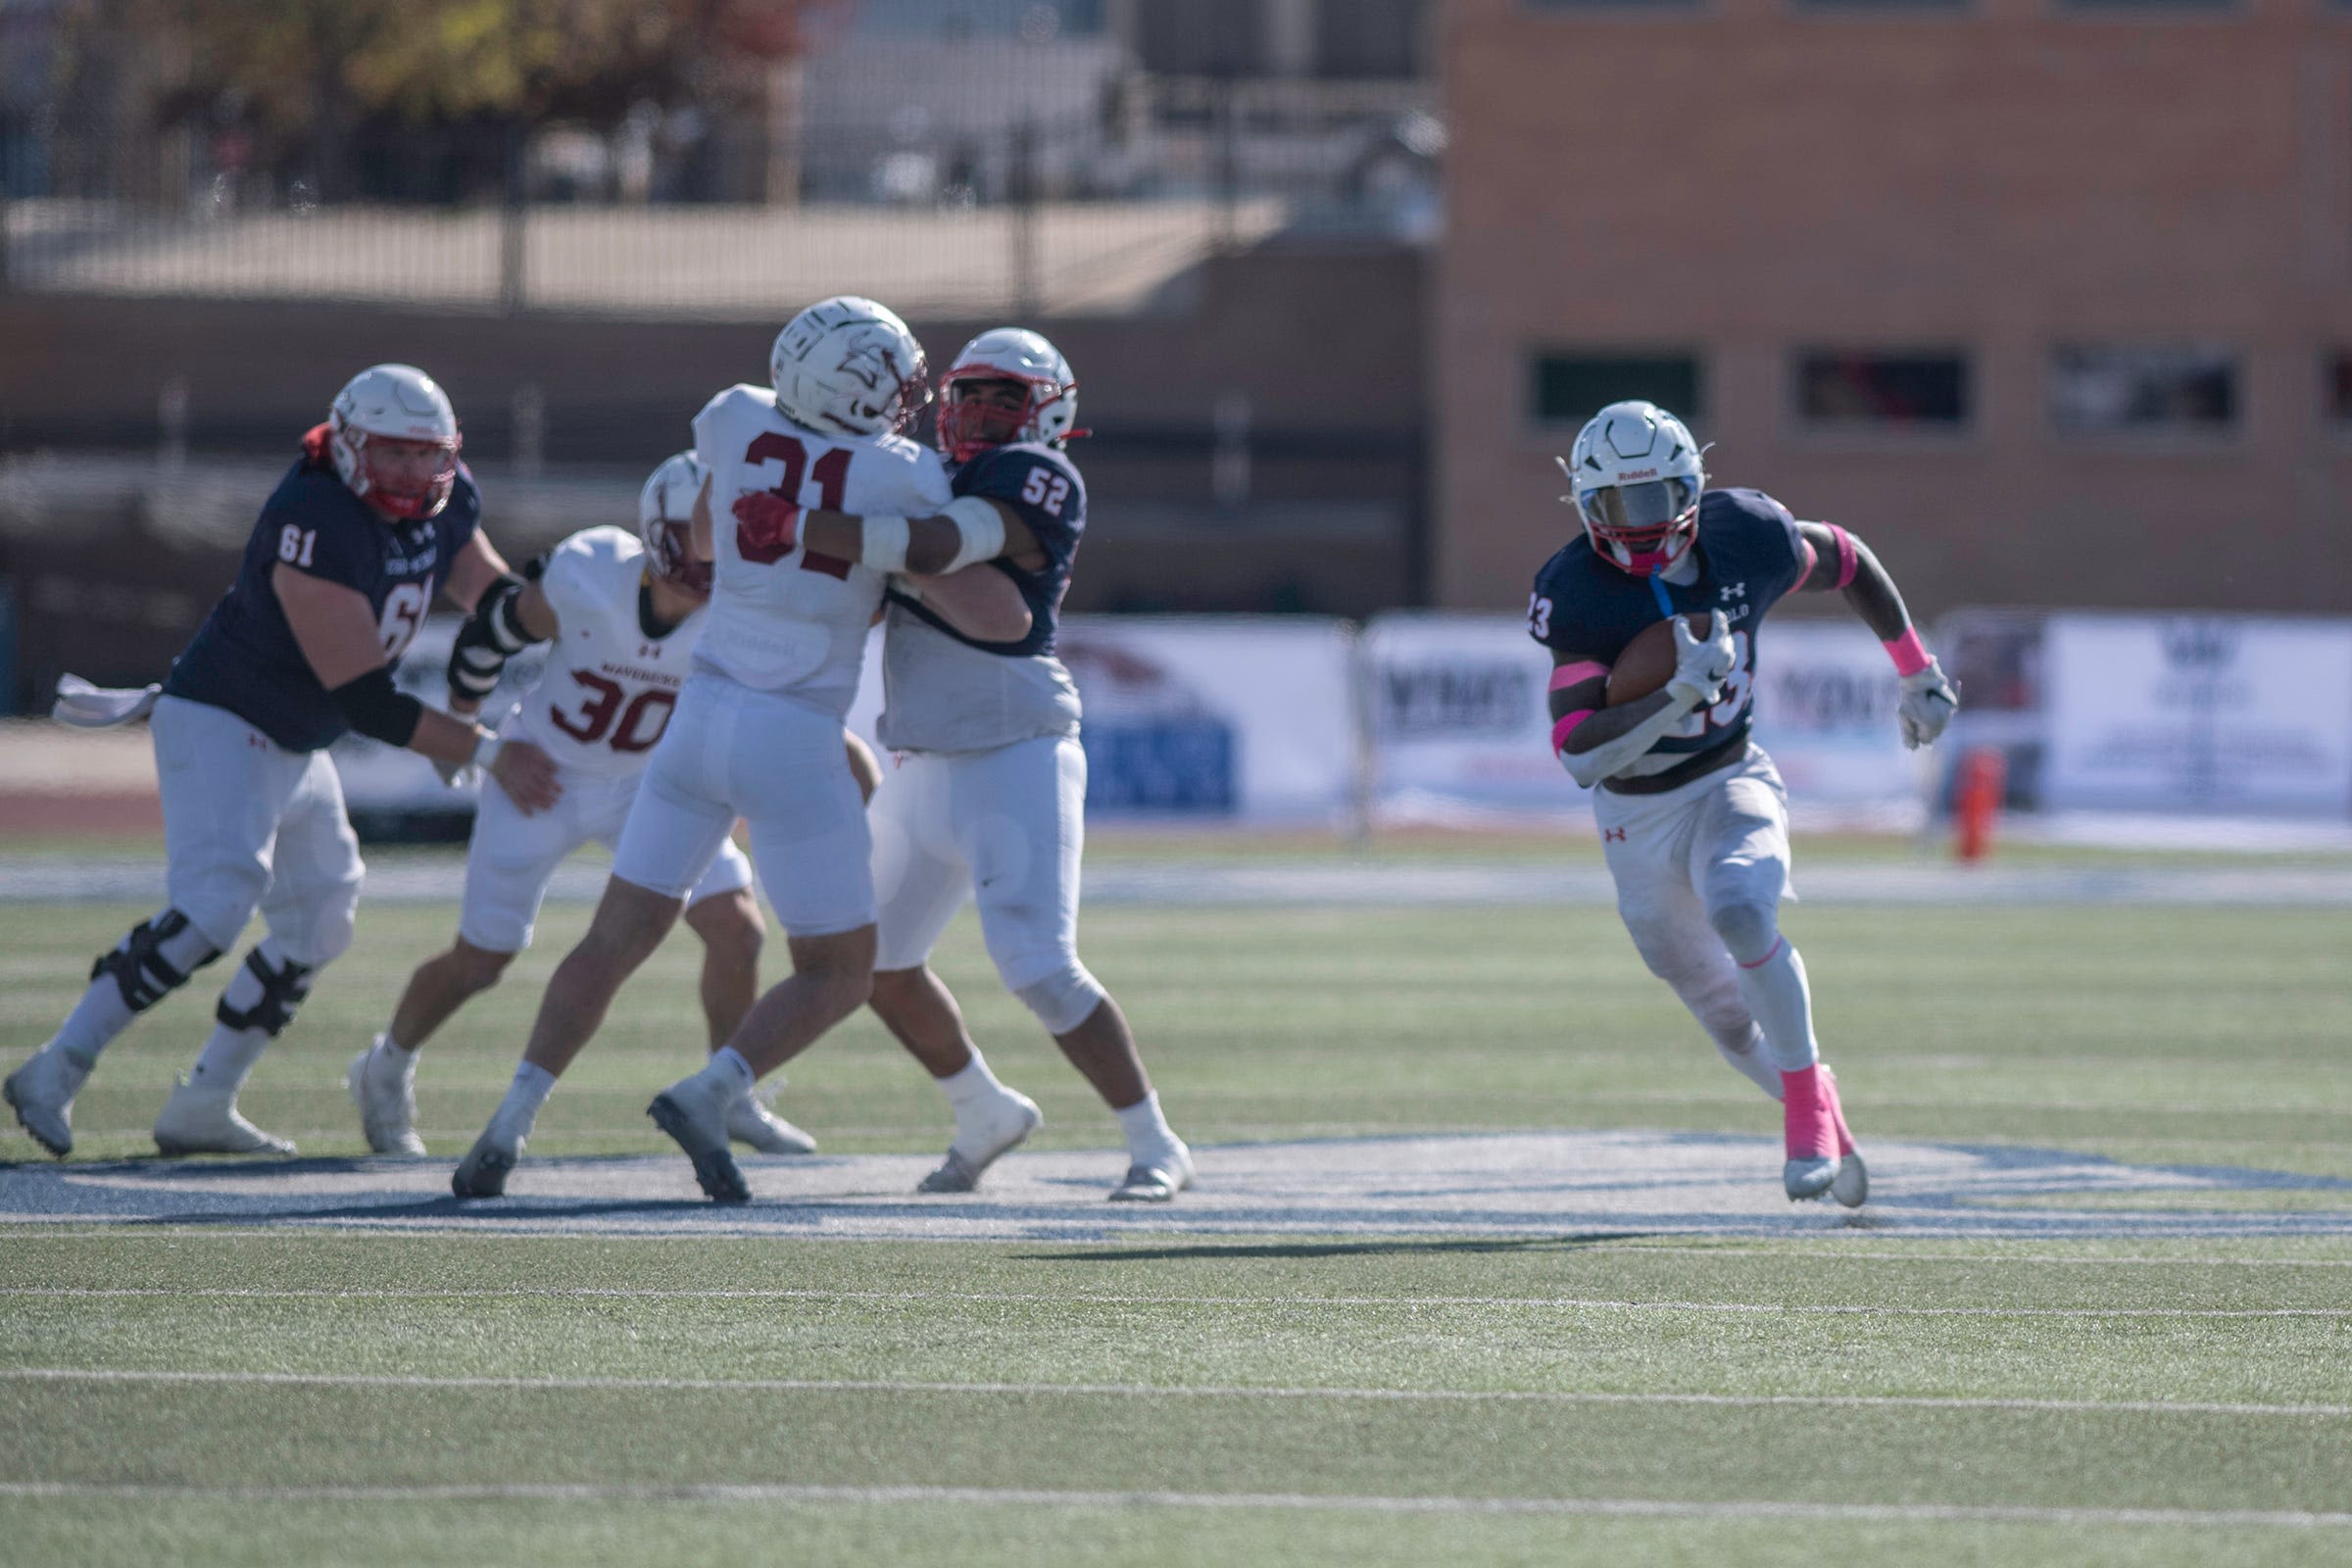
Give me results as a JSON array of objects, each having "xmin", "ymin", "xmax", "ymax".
[
  {"xmin": 509, "ymin": 526, "xmax": 703, "ymax": 779},
  {"xmin": 690, "ymin": 383, "xmax": 953, "ymax": 718}
]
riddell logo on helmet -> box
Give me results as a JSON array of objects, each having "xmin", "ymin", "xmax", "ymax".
[{"xmin": 1619, "ymin": 467, "xmax": 1659, "ymax": 479}]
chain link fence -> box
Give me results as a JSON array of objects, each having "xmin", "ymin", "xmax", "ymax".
[{"xmin": 0, "ymin": 14, "xmax": 1438, "ymax": 318}]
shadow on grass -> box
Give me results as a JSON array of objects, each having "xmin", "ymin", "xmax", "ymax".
[{"xmin": 1016, "ymin": 1230, "xmax": 1661, "ymax": 1263}]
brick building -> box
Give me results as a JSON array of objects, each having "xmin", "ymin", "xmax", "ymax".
[{"xmin": 1435, "ymin": 0, "xmax": 2352, "ymax": 616}]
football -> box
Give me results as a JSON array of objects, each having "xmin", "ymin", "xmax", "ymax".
[{"xmin": 1604, "ymin": 613, "xmax": 1713, "ymax": 706}]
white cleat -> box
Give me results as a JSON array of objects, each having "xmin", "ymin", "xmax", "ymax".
[
  {"xmin": 1784, "ymin": 1155, "xmax": 1838, "ymax": 1202},
  {"xmin": 1831, "ymin": 1149, "xmax": 1869, "ymax": 1208},
  {"xmin": 152, "ymin": 1078, "xmax": 296, "ymax": 1157},
  {"xmin": 726, "ymin": 1082, "xmax": 817, "ymax": 1155},
  {"xmin": 917, "ymin": 1086, "xmax": 1043, "ymax": 1195},
  {"xmin": 451, "ymin": 1123, "xmax": 523, "ymax": 1199},
  {"xmin": 347, "ymin": 1038, "xmax": 425, "ymax": 1155},
  {"xmin": 1109, "ymin": 1143, "xmax": 1195, "ymax": 1203},
  {"xmin": 5, "ymin": 1049, "xmax": 89, "ymax": 1159}
]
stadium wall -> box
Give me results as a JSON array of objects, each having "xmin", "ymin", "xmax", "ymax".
[{"xmin": 1434, "ymin": 0, "xmax": 2352, "ymax": 620}]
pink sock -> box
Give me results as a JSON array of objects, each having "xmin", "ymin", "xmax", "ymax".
[
  {"xmin": 1781, "ymin": 1066, "xmax": 1838, "ymax": 1160},
  {"xmin": 1820, "ymin": 1065, "xmax": 1857, "ymax": 1156}
]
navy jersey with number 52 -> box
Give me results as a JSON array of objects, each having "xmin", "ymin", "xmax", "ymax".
[
  {"xmin": 164, "ymin": 447, "xmax": 481, "ymax": 753},
  {"xmin": 1527, "ymin": 487, "xmax": 1809, "ymax": 776},
  {"xmin": 885, "ymin": 441, "xmax": 1084, "ymax": 657}
]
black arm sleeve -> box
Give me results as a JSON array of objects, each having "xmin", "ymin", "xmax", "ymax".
[
  {"xmin": 446, "ymin": 571, "xmax": 540, "ymax": 703},
  {"xmin": 330, "ymin": 667, "xmax": 425, "ymax": 747}
]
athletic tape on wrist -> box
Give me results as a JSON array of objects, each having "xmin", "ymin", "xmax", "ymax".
[
  {"xmin": 941, "ymin": 495, "xmax": 1007, "ymax": 573},
  {"xmin": 471, "ymin": 730, "xmax": 504, "ymax": 769},
  {"xmin": 861, "ymin": 515, "xmax": 910, "ymax": 574},
  {"xmin": 1884, "ymin": 627, "xmax": 1932, "ymax": 677}
]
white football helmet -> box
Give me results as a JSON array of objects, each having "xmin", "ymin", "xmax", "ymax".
[
  {"xmin": 936, "ymin": 326, "xmax": 1081, "ymax": 463},
  {"xmin": 768, "ymin": 295, "xmax": 930, "ymax": 438},
  {"xmin": 1557, "ymin": 400, "xmax": 1706, "ymax": 576},
  {"xmin": 637, "ymin": 451, "xmax": 711, "ymax": 597},
  {"xmin": 328, "ymin": 364, "xmax": 461, "ymax": 519}
]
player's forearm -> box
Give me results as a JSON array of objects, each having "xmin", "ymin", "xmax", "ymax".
[
  {"xmin": 802, "ymin": 498, "xmax": 1011, "ymax": 576},
  {"xmin": 406, "ymin": 705, "xmax": 498, "ymax": 766},
  {"xmin": 1838, "ymin": 534, "xmax": 1915, "ymax": 644},
  {"xmin": 906, "ymin": 565, "xmax": 1033, "ymax": 643},
  {"xmin": 1556, "ymin": 690, "xmax": 1702, "ymax": 791}
]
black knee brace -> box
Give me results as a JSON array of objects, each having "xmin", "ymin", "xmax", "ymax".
[
  {"xmin": 91, "ymin": 909, "xmax": 221, "ymax": 1013},
  {"xmin": 215, "ymin": 949, "xmax": 316, "ymax": 1037}
]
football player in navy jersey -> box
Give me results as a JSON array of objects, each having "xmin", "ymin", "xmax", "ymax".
[
  {"xmin": 771, "ymin": 328, "xmax": 1194, "ymax": 1202},
  {"xmin": 5, "ymin": 365, "xmax": 558, "ymax": 1159},
  {"xmin": 1529, "ymin": 401, "xmax": 1959, "ymax": 1204}
]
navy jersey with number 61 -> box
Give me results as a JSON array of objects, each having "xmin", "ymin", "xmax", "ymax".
[
  {"xmin": 886, "ymin": 441, "xmax": 1084, "ymax": 657},
  {"xmin": 164, "ymin": 445, "xmax": 481, "ymax": 753},
  {"xmin": 1527, "ymin": 487, "xmax": 1809, "ymax": 777}
]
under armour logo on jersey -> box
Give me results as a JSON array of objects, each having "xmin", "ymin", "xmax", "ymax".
[
  {"xmin": 1602, "ymin": 827, "xmax": 1627, "ymax": 842},
  {"xmin": 1720, "ymin": 582, "xmax": 1746, "ymax": 602}
]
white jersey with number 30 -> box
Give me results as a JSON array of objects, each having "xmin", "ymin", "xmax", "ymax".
[
  {"xmin": 509, "ymin": 526, "xmax": 703, "ymax": 779},
  {"xmin": 691, "ymin": 383, "xmax": 953, "ymax": 717}
]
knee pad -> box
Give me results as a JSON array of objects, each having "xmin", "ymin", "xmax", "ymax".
[
  {"xmin": 216, "ymin": 947, "xmax": 316, "ymax": 1038},
  {"xmin": 1706, "ymin": 899, "xmax": 1781, "ymax": 967},
  {"xmin": 92, "ymin": 908, "xmax": 222, "ymax": 1013},
  {"xmin": 1011, "ymin": 957, "xmax": 1107, "ymax": 1037}
]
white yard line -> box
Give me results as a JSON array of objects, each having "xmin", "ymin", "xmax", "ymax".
[
  {"xmin": 0, "ymin": 1479, "xmax": 2344, "ymax": 1529},
  {"xmin": 0, "ymin": 1285, "xmax": 2343, "ymax": 1319},
  {"xmin": 8, "ymin": 1366, "xmax": 2349, "ymax": 1419}
]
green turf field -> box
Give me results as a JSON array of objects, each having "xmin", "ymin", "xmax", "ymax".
[{"xmin": 4, "ymin": 886, "xmax": 2350, "ymax": 1565}]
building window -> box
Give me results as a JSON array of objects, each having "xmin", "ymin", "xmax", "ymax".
[
  {"xmin": 1532, "ymin": 353, "xmax": 1701, "ymax": 427},
  {"xmin": 1796, "ymin": 351, "xmax": 1969, "ymax": 429},
  {"xmin": 2049, "ymin": 346, "xmax": 2236, "ymax": 434},
  {"xmin": 2327, "ymin": 353, "xmax": 2352, "ymax": 424}
]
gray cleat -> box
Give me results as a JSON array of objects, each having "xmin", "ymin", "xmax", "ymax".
[
  {"xmin": 1784, "ymin": 1155, "xmax": 1839, "ymax": 1201},
  {"xmin": 1831, "ymin": 1149, "xmax": 1869, "ymax": 1208},
  {"xmin": 648, "ymin": 1085, "xmax": 750, "ymax": 1205},
  {"xmin": 5, "ymin": 1050, "xmax": 86, "ymax": 1158},
  {"xmin": 451, "ymin": 1128, "xmax": 521, "ymax": 1199},
  {"xmin": 1109, "ymin": 1145, "xmax": 1195, "ymax": 1203}
]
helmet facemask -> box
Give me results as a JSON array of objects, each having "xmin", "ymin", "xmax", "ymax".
[
  {"xmin": 937, "ymin": 370, "xmax": 1054, "ymax": 462},
  {"xmin": 646, "ymin": 519, "xmax": 712, "ymax": 599},
  {"xmin": 335, "ymin": 424, "xmax": 461, "ymax": 521},
  {"xmin": 1576, "ymin": 474, "xmax": 1700, "ymax": 577},
  {"xmin": 637, "ymin": 451, "xmax": 711, "ymax": 598}
]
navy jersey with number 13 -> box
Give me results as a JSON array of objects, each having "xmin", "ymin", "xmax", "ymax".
[
  {"xmin": 165, "ymin": 444, "xmax": 481, "ymax": 754},
  {"xmin": 1526, "ymin": 487, "xmax": 1809, "ymax": 783}
]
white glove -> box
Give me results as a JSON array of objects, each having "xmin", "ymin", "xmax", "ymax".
[
  {"xmin": 1897, "ymin": 659, "xmax": 1959, "ymax": 750},
  {"xmin": 1666, "ymin": 612, "xmax": 1737, "ymax": 710}
]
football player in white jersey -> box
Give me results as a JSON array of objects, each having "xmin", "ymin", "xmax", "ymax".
[
  {"xmin": 786, "ymin": 328, "xmax": 1193, "ymax": 1201},
  {"xmin": 452, "ymin": 297, "xmax": 1028, "ymax": 1202},
  {"xmin": 346, "ymin": 454, "xmax": 821, "ymax": 1160}
]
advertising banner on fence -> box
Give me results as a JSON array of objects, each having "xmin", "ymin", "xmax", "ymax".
[
  {"xmin": 2042, "ymin": 614, "xmax": 2352, "ymax": 816},
  {"xmin": 1360, "ymin": 612, "xmax": 1923, "ymax": 826},
  {"xmin": 849, "ymin": 615, "xmax": 1360, "ymax": 824},
  {"xmin": 1360, "ymin": 612, "xmax": 1576, "ymax": 822}
]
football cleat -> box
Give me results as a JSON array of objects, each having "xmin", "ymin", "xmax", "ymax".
[
  {"xmin": 152, "ymin": 1079, "xmax": 295, "ymax": 1157},
  {"xmin": 648, "ymin": 1075, "xmax": 750, "ymax": 1205},
  {"xmin": 347, "ymin": 1038, "xmax": 425, "ymax": 1156},
  {"xmin": 1831, "ymin": 1149, "xmax": 1869, "ymax": 1208},
  {"xmin": 726, "ymin": 1083, "xmax": 817, "ymax": 1156},
  {"xmin": 915, "ymin": 1086, "xmax": 1043, "ymax": 1195},
  {"xmin": 5, "ymin": 1049, "xmax": 88, "ymax": 1158},
  {"xmin": 1108, "ymin": 1146, "xmax": 1195, "ymax": 1204},
  {"xmin": 451, "ymin": 1126, "xmax": 521, "ymax": 1199},
  {"xmin": 1784, "ymin": 1156, "xmax": 1839, "ymax": 1202}
]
